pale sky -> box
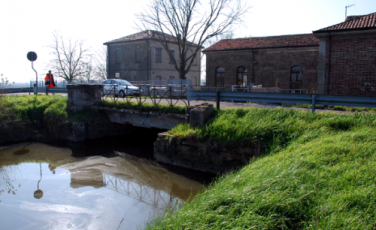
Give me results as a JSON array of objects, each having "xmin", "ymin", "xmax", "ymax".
[{"xmin": 0, "ymin": 0, "xmax": 375, "ymax": 83}]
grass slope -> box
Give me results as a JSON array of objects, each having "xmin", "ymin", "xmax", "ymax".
[
  {"xmin": 0, "ymin": 96, "xmax": 186, "ymax": 123},
  {"xmin": 150, "ymin": 108, "xmax": 376, "ymax": 229},
  {"xmin": 0, "ymin": 95, "xmax": 103, "ymax": 122},
  {"xmin": 0, "ymin": 95, "xmax": 68, "ymax": 122}
]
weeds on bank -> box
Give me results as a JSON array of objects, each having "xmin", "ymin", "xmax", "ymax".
[
  {"xmin": 149, "ymin": 108, "xmax": 376, "ymax": 229},
  {"xmin": 0, "ymin": 95, "xmax": 102, "ymax": 123},
  {"xmin": 101, "ymin": 99, "xmax": 186, "ymax": 114},
  {"xmin": 169, "ymin": 108, "xmax": 375, "ymax": 149}
]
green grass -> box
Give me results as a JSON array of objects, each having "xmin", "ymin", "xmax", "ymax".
[
  {"xmin": 149, "ymin": 108, "xmax": 376, "ymax": 229},
  {"xmin": 291, "ymin": 103, "xmax": 376, "ymax": 112},
  {"xmin": 101, "ymin": 99, "xmax": 186, "ymax": 114},
  {"xmin": 0, "ymin": 95, "xmax": 103, "ymax": 122},
  {"xmin": 0, "ymin": 95, "xmax": 67, "ymax": 122}
]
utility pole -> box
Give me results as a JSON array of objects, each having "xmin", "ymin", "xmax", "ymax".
[{"xmin": 345, "ymin": 4, "xmax": 355, "ymax": 20}]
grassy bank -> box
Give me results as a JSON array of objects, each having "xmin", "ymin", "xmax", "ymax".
[
  {"xmin": 0, "ymin": 96, "xmax": 186, "ymax": 123},
  {"xmin": 0, "ymin": 95, "xmax": 68, "ymax": 122},
  {"xmin": 0, "ymin": 95, "xmax": 103, "ymax": 122},
  {"xmin": 282, "ymin": 103, "xmax": 376, "ymax": 112},
  {"xmin": 150, "ymin": 108, "xmax": 376, "ymax": 229},
  {"xmin": 101, "ymin": 99, "xmax": 186, "ymax": 114}
]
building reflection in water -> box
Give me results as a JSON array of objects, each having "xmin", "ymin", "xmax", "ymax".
[
  {"xmin": 65, "ymin": 152, "xmax": 201, "ymax": 211},
  {"xmin": 0, "ymin": 142, "xmax": 203, "ymax": 213}
]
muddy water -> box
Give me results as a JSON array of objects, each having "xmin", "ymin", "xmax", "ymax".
[{"xmin": 0, "ymin": 141, "xmax": 204, "ymax": 230}]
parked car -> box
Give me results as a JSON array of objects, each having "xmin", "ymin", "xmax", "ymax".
[{"xmin": 101, "ymin": 79, "xmax": 141, "ymax": 97}]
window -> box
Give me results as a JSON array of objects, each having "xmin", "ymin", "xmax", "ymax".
[
  {"xmin": 291, "ymin": 66, "xmax": 302, "ymax": 82},
  {"xmin": 290, "ymin": 65, "xmax": 303, "ymax": 90},
  {"xmin": 215, "ymin": 67, "xmax": 225, "ymax": 87},
  {"xmin": 236, "ymin": 66, "xmax": 248, "ymax": 87},
  {"xmin": 115, "ymin": 48, "xmax": 121, "ymax": 64},
  {"xmin": 169, "ymin": 50, "xmax": 175, "ymax": 64},
  {"xmin": 156, "ymin": 48, "xmax": 162, "ymax": 62}
]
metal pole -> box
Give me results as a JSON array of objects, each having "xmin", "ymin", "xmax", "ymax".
[
  {"xmin": 312, "ymin": 95, "xmax": 316, "ymax": 113},
  {"xmin": 31, "ymin": 61, "xmax": 38, "ymax": 95},
  {"xmin": 216, "ymin": 91, "xmax": 220, "ymax": 110}
]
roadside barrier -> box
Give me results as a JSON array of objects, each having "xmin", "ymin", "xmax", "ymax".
[{"xmin": 187, "ymin": 90, "xmax": 376, "ymax": 112}]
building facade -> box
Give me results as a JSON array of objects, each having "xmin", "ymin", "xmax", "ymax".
[
  {"xmin": 205, "ymin": 12, "xmax": 376, "ymax": 96},
  {"xmin": 104, "ymin": 31, "xmax": 201, "ymax": 86},
  {"xmin": 204, "ymin": 34, "xmax": 320, "ymax": 93},
  {"xmin": 313, "ymin": 13, "xmax": 376, "ymax": 96}
]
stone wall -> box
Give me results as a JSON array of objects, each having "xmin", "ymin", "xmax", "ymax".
[
  {"xmin": 0, "ymin": 117, "xmax": 133, "ymax": 145},
  {"xmin": 154, "ymin": 133, "xmax": 265, "ymax": 174},
  {"xmin": 205, "ymin": 47, "xmax": 319, "ymax": 93},
  {"xmin": 104, "ymin": 108, "xmax": 185, "ymax": 130},
  {"xmin": 67, "ymin": 84, "xmax": 102, "ymax": 112}
]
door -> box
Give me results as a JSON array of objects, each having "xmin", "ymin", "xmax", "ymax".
[
  {"xmin": 290, "ymin": 66, "xmax": 302, "ymax": 92},
  {"xmin": 236, "ymin": 66, "xmax": 248, "ymax": 87}
]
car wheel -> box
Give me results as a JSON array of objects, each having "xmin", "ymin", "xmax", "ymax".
[{"xmin": 119, "ymin": 90, "xmax": 125, "ymax": 98}]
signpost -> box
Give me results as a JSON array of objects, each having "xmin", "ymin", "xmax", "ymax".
[{"xmin": 27, "ymin": 51, "xmax": 38, "ymax": 95}]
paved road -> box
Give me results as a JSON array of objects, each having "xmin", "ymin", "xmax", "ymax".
[{"xmin": 5, "ymin": 93, "xmax": 348, "ymax": 114}]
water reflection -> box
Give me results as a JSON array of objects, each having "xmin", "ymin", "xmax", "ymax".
[
  {"xmin": 13, "ymin": 143, "xmax": 31, "ymax": 155},
  {"xmin": 33, "ymin": 163, "xmax": 43, "ymax": 199},
  {"xmin": 0, "ymin": 143, "xmax": 203, "ymax": 230}
]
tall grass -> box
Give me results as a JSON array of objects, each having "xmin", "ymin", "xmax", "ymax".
[
  {"xmin": 0, "ymin": 95, "xmax": 67, "ymax": 122},
  {"xmin": 150, "ymin": 108, "xmax": 376, "ymax": 229},
  {"xmin": 0, "ymin": 95, "xmax": 103, "ymax": 123},
  {"xmin": 168, "ymin": 108, "xmax": 375, "ymax": 149}
]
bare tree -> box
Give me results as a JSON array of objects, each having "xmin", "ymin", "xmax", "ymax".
[
  {"xmin": 136, "ymin": 0, "xmax": 248, "ymax": 79},
  {"xmin": 201, "ymin": 31, "xmax": 235, "ymax": 85},
  {"xmin": 79, "ymin": 58, "xmax": 95, "ymax": 81},
  {"xmin": 93, "ymin": 46, "xmax": 107, "ymax": 80},
  {"xmin": 49, "ymin": 33, "xmax": 91, "ymax": 82}
]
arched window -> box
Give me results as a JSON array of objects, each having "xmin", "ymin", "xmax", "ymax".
[
  {"xmin": 215, "ymin": 67, "xmax": 225, "ymax": 87},
  {"xmin": 290, "ymin": 65, "xmax": 303, "ymax": 90},
  {"xmin": 291, "ymin": 66, "xmax": 302, "ymax": 82},
  {"xmin": 236, "ymin": 66, "xmax": 248, "ymax": 87}
]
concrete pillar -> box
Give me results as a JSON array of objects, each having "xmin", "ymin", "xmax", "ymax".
[
  {"xmin": 189, "ymin": 103, "xmax": 214, "ymax": 128},
  {"xmin": 317, "ymin": 38, "xmax": 327, "ymax": 94},
  {"xmin": 67, "ymin": 84, "xmax": 102, "ymax": 113}
]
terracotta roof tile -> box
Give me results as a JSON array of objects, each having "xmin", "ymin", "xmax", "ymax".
[
  {"xmin": 203, "ymin": 34, "xmax": 319, "ymax": 52},
  {"xmin": 314, "ymin": 12, "xmax": 376, "ymax": 32}
]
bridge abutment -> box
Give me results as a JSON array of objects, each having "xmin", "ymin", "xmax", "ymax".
[{"xmin": 67, "ymin": 84, "xmax": 102, "ymax": 113}]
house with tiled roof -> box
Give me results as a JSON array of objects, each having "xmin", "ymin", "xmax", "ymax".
[
  {"xmin": 313, "ymin": 12, "xmax": 376, "ymax": 96},
  {"xmin": 204, "ymin": 12, "xmax": 376, "ymax": 96},
  {"xmin": 104, "ymin": 30, "xmax": 201, "ymax": 86},
  {"xmin": 204, "ymin": 34, "xmax": 320, "ymax": 92}
]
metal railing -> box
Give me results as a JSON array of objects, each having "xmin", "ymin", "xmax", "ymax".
[
  {"xmin": 187, "ymin": 90, "xmax": 376, "ymax": 112},
  {"xmin": 102, "ymin": 84, "xmax": 191, "ymax": 107}
]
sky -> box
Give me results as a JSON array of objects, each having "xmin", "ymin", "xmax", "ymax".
[{"xmin": 0, "ymin": 0, "xmax": 375, "ymax": 83}]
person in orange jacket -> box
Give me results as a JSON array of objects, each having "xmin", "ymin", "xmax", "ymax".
[{"xmin": 45, "ymin": 70, "xmax": 56, "ymax": 95}]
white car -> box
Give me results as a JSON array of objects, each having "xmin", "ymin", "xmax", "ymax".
[{"xmin": 101, "ymin": 79, "xmax": 141, "ymax": 97}]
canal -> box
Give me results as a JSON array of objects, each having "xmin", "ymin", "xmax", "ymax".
[{"xmin": 0, "ymin": 129, "xmax": 213, "ymax": 230}]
